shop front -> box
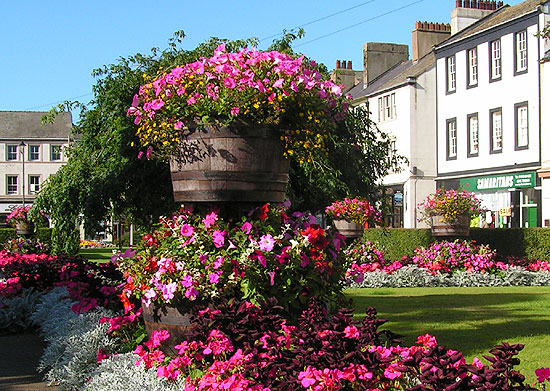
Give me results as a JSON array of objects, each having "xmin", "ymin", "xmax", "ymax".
[{"xmin": 440, "ymin": 171, "xmax": 540, "ymax": 228}]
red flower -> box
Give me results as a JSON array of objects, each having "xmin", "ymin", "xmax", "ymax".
[
  {"xmin": 259, "ymin": 203, "xmax": 269, "ymax": 221},
  {"xmin": 301, "ymin": 225, "xmax": 329, "ymax": 250}
]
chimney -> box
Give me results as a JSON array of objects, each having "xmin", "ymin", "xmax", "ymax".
[
  {"xmin": 451, "ymin": 0, "xmax": 499, "ymax": 35},
  {"xmin": 330, "ymin": 60, "xmax": 361, "ymax": 90},
  {"xmin": 412, "ymin": 21, "xmax": 451, "ymax": 61},
  {"xmin": 363, "ymin": 42, "xmax": 409, "ymax": 86}
]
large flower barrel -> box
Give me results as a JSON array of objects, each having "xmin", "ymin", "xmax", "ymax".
[
  {"xmin": 332, "ymin": 220, "xmax": 364, "ymax": 239},
  {"xmin": 170, "ymin": 126, "xmax": 289, "ymax": 204},
  {"xmin": 430, "ymin": 214, "xmax": 470, "ymax": 237}
]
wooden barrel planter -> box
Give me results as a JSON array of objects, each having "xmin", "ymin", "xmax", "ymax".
[
  {"xmin": 430, "ymin": 215, "xmax": 470, "ymax": 237},
  {"xmin": 142, "ymin": 303, "xmax": 195, "ymax": 356},
  {"xmin": 333, "ymin": 220, "xmax": 364, "ymax": 239},
  {"xmin": 15, "ymin": 221, "xmax": 33, "ymax": 235},
  {"xmin": 170, "ymin": 126, "xmax": 289, "ymax": 205}
]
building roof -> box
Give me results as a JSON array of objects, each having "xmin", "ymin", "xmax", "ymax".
[
  {"xmin": 349, "ymin": 51, "xmax": 436, "ymax": 100},
  {"xmin": 437, "ymin": 0, "xmax": 544, "ymax": 49},
  {"xmin": 0, "ymin": 111, "xmax": 73, "ymax": 140}
]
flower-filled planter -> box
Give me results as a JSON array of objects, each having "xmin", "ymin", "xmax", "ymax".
[
  {"xmin": 325, "ymin": 198, "xmax": 376, "ymax": 239},
  {"xmin": 418, "ymin": 189, "xmax": 484, "ymax": 237},
  {"xmin": 15, "ymin": 221, "xmax": 34, "ymax": 235},
  {"xmin": 6, "ymin": 206, "xmax": 38, "ymax": 236},
  {"xmin": 115, "ymin": 204, "xmax": 347, "ymax": 344},
  {"xmin": 127, "ymin": 44, "xmax": 348, "ymax": 205}
]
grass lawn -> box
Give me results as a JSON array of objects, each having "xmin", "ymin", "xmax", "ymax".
[
  {"xmin": 347, "ymin": 286, "xmax": 550, "ymax": 384},
  {"xmin": 78, "ymin": 247, "xmax": 116, "ymax": 263}
]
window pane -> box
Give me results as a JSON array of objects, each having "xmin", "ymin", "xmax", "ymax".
[
  {"xmin": 50, "ymin": 145, "xmax": 62, "ymax": 161},
  {"xmin": 447, "ymin": 56, "xmax": 456, "ymax": 91},
  {"xmin": 7, "ymin": 176, "xmax": 18, "ymax": 195},
  {"xmin": 491, "ymin": 40, "xmax": 501, "ymax": 79},
  {"xmin": 448, "ymin": 121, "xmax": 457, "ymax": 157},
  {"xmin": 6, "ymin": 145, "xmax": 17, "ymax": 160},
  {"xmin": 492, "ymin": 111, "xmax": 502, "ymax": 151},
  {"xmin": 517, "ymin": 105, "xmax": 528, "ymax": 147},
  {"xmin": 516, "ymin": 31, "xmax": 527, "ymax": 72},
  {"xmin": 29, "ymin": 145, "xmax": 40, "ymax": 160},
  {"xmin": 29, "ymin": 176, "xmax": 40, "ymax": 194},
  {"xmin": 469, "ymin": 48, "xmax": 478, "ymax": 85},
  {"xmin": 469, "ymin": 116, "xmax": 479, "ymax": 154}
]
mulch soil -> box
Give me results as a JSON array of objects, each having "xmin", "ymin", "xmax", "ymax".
[{"xmin": 0, "ymin": 332, "xmax": 57, "ymax": 391}]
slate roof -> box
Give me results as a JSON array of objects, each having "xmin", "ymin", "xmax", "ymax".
[
  {"xmin": 0, "ymin": 111, "xmax": 72, "ymax": 140},
  {"xmin": 349, "ymin": 51, "xmax": 436, "ymax": 100},
  {"xmin": 437, "ymin": 0, "xmax": 544, "ymax": 49}
]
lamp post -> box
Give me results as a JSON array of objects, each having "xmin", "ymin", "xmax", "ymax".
[{"xmin": 19, "ymin": 141, "xmax": 26, "ymax": 207}]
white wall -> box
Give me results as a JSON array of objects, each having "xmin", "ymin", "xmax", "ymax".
[{"xmin": 437, "ymin": 24, "xmax": 541, "ymax": 175}]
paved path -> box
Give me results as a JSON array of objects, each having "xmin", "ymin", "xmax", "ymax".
[{"xmin": 0, "ymin": 333, "xmax": 57, "ymax": 391}]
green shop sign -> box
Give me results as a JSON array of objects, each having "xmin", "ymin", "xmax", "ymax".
[{"xmin": 459, "ymin": 171, "xmax": 535, "ymax": 191}]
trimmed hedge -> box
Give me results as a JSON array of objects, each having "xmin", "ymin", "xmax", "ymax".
[
  {"xmin": 0, "ymin": 227, "xmax": 53, "ymax": 247},
  {"xmin": 363, "ymin": 227, "xmax": 550, "ymax": 261}
]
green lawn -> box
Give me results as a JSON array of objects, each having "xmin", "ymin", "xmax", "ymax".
[
  {"xmin": 347, "ymin": 286, "xmax": 550, "ymax": 384},
  {"xmin": 78, "ymin": 248, "xmax": 116, "ymax": 263}
]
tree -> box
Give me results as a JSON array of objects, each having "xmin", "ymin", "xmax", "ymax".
[{"xmin": 36, "ymin": 30, "xmax": 402, "ymax": 254}]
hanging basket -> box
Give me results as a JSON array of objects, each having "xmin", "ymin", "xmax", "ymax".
[
  {"xmin": 430, "ymin": 215, "xmax": 470, "ymax": 237},
  {"xmin": 142, "ymin": 303, "xmax": 195, "ymax": 356},
  {"xmin": 333, "ymin": 219, "xmax": 365, "ymax": 239},
  {"xmin": 170, "ymin": 126, "xmax": 289, "ymax": 205},
  {"xmin": 15, "ymin": 221, "xmax": 33, "ymax": 235}
]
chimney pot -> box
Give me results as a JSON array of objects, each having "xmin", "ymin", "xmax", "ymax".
[
  {"xmin": 429, "ymin": 22, "xmax": 435, "ymax": 30},
  {"xmin": 336, "ymin": 60, "xmax": 341, "ymax": 69},
  {"xmin": 415, "ymin": 21, "xmax": 420, "ymax": 29},
  {"xmin": 456, "ymin": 0, "xmax": 462, "ymax": 7},
  {"xmin": 347, "ymin": 61, "xmax": 352, "ymax": 70}
]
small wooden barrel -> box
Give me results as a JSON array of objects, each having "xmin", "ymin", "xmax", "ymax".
[
  {"xmin": 333, "ymin": 220, "xmax": 364, "ymax": 239},
  {"xmin": 142, "ymin": 303, "xmax": 194, "ymax": 356},
  {"xmin": 15, "ymin": 222, "xmax": 33, "ymax": 235},
  {"xmin": 430, "ymin": 215, "xmax": 470, "ymax": 237},
  {"xmin": 170, "ymin": 126, "xmax": 289, "ymax": 204}
]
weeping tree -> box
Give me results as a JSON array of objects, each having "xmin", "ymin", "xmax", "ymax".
[{"xmin": 36, "ymin": 30, "xmax": 402, "ymax": 254}]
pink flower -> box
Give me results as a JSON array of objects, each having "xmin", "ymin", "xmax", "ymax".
[
  {"xmin": 208, "ymin": 273, "xmax": 220, "ymax": 284},
  {"xmin": 343, "ymin": 325, "xmax": 360, "ymax": 339},
  {"xmin": 203, "ymin": 211, "xmax": 218, "ymax": 229},
  {"xmin": 180, "ymin": 224, "xmax": 194, "ymax": 237},
  {"xmin": 187, "ymin": 96, "xmax": 196, "ymax": 105},
  {"xmin": 150, "ymin": 99, "xmax": 164, "ymax": 110},
  {"xmin": 223, "ymin": 77, "xmax": 236, "ymax": 89},
  {"xmin": 536, "ymin": 367, "xmax": 550, "ymax": 383},
  {"xmin": 230, "ymin": 106, "xmax": 240, "ymax": 116},
  {"xmin": 258, "ymin": 234, "xmax": 275, "ymax": 252},
  {"xmin": 212, "ymin": 230, "xmax": 225, "ymax": 248},
  {"xmin": 241, "ymin": 221, "xmax": 252, "ymax": 234}
]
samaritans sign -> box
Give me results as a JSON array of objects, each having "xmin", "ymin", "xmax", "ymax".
[{"xmin": 459, "ymin": 171, "xmax": 535, "ymax": 191}]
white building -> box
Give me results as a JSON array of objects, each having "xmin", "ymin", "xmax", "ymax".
[
  {"xmin": 434, "ymin": 0, "xmax": 550, "ymax": 228},
  {"xmin": 0, "ymin": 111, "xmax": 72, "ymax": 224},
  {"xmin": 538, "ymin": 28, "xmax": 550, "ymax": 225},
  {"xmin": 346, "ymin": 23, "xmax": 450, "ymax": 228}
]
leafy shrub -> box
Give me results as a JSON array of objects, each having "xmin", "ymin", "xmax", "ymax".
[
  {"xmin": 0, "ymin": 228, "xmax": 17, "ymax": 244},
  {"xmin": 362, "ymin": 229, "xmax": 433, "ymax": 260}
]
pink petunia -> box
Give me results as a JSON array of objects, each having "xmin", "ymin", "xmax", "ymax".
[
  {"xmin": 203, "ymin": 211, "xmax": 218, "ymax": 229},
  {"xmin": 536, "ymin": 367, "xmax": 550, "ymax": 383},
  {"xmin": 241, "ymin": 221, "xmax": 252, "ymax": 234},
  {"xmin": 212, "ymin": 230, "xmax": 225, "ymax": 248},
  {"xmin": 258, "ymin": 234, "xmax": 275, "ymax": 252},
  {"xmin": 180, "ymin": 224, "xmax": 194, "ymax": 237}
]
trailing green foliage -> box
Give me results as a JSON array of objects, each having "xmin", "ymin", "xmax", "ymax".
[{"xmin": 363, "ymin": 227, "xmax": 550, "ymax": 261}]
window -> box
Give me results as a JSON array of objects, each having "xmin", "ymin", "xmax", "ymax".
[
  {"xmin": 29, "ymin": 175, "xmax": 40, "ymax": 194},
  {"xmin": 490, "ymin": 108, "xmax": 503, "ymax": 153},
  {"xmin": 515, "ymin": 102, "xmax": 528, "ymax": 149},
  {"xmin": 6, "ymin": 145, "xmax": 17, "ymax": 161},
  {"xmin": 490, "ymin": 39, "xmax": 502, "ymax": 81},
  {"xmin": 7, "ymin": 176, "xmax": 18, "ymax": 195},
  {"xmin": 446, "ymin": 55, "xmax": 456, "ymax": 93},
  {"xmin": 467, "ymin": 47, "xmax": 478, "ymax": 87},
  {"xmin": 446, "ymin": 118, "xmax": 457, "ymax": 160},
  {"xmin": 467, "ymin": 113, "xmax": 479, "ymax": 157},
  {"xmin": 50, "ymin": 145, "xmax": 62, "ymax": 161},
  {"xmin": 29, "ymin": 145, "xmax": 40, "ymax": 161},
  {"xmin": 515, "ymin": 30, "xmax": 527, "ymax": 74},
  {"xmin": 378, "ymin": 93, "xmax": 396, "ymax": 121}
]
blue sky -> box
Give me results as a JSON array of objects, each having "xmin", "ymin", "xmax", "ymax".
[{"xmin": 0, "ymin": 0, "xmax": 522, "ymax": 116}]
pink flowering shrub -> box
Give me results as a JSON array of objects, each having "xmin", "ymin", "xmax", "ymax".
[
  {"xmin": 325, "ymin": 198, "xmax": 377, "ymax": 226},
  {"xmin": 128, "ymin": 43, "xmax": 349, "ymax": 165},
  {"xmin": 131, "ymin": 298, "xmax": 535, "ymax": 390},
  {"xmin": 410, "ymin": 240, "xmax": 501, "ymax": 274},
  {"xmin": 0, "ymin": 250, "xmax": 123, "ymax": 313},
  {"xmin": 115, "ymin": 203, "xmax": 347, "ymax": 315},
  {"xmin": 5, "ymin": 205, "xmax": 33, "ymax": 225}
]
